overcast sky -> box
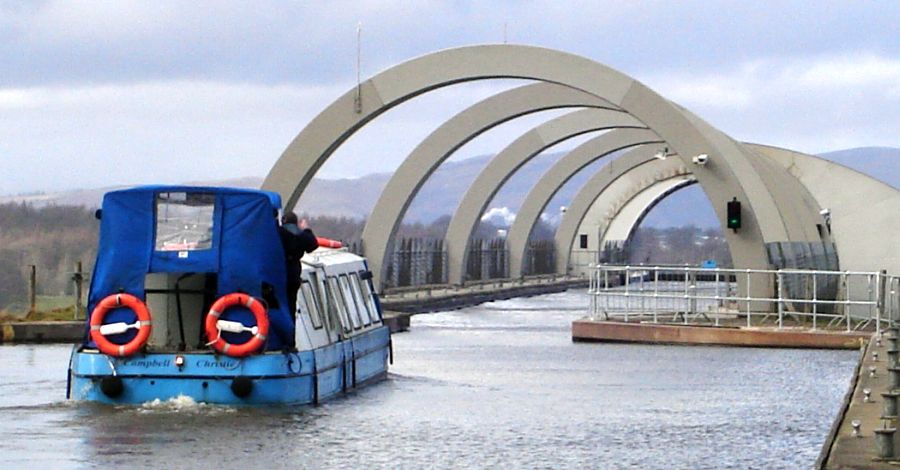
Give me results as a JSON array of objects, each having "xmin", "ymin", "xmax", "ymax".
[{"xmin": 2, "ymin": 1, "xmax": 899, "ymax": 195}]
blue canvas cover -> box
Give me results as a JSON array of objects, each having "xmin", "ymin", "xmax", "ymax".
[{"xmin": 85, "ymin": 186, "xmax": 294, "ymax": 350}]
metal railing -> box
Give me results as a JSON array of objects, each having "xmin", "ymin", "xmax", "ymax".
[
  {"xmin": 888, "ymin": 274, "xmax": 900, "ymax": 326},
  {"xmin": 588, "ymin": 265, "xmax": 896, "ymax": 333}
]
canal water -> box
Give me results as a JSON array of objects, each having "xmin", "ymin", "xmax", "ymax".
[{"xmin": 0, "ymin": 290, "xmax": 857, "ymax": 469}]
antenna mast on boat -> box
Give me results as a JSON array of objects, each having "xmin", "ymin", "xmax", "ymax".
[{"xmin": 354, "ymin": 21, "xmax": 363, "ymax": 113}]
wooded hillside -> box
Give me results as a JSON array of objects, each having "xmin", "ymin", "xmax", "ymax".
[{"xmin": 0, "ymin": 203, "xmax": 99, "ymax": 310}]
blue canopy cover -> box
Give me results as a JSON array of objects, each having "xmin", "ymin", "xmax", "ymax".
[{"xmin": 85, "ymin": 186, "xmax": 294, "ymax": 350}]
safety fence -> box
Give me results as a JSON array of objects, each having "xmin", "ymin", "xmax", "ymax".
[
  {"xmin": 523, "ymin": 240, "xmax": 556, "ymax": 278},
  {"xmin": 588, "ymin": 265, "xmax": 897, "ymax": 333},
  {"xmin": 380, "ymin": 237, "xmax": 557, "ymax": 288},
  {"xmin": 382, "ymin": 238, "xmax": 449, "ymax": 289},
  {"xmin": 465, "ymin": 238, "xmax": 508, "ymax": 282}
]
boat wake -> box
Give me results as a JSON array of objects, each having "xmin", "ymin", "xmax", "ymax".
[
  {"xmin": 0, "ymin": 400, "xmax": 77, "ymax": 413},
  {"xmin": 136, "ymin": 395, "xmax": 235, "ymax": 414}
]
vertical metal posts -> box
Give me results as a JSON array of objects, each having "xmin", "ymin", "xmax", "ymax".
[
  {"xmin": 683, "ymin": 266, "xmax": 689, "ymax": 324},
  {"xmin": 714, "ymin": 269, "xmax": 720, "ymax": 327},
  {"xmin": 28, "ymin": 265, "xmax": 36, "ymax": 314},
  {"xmin": 845, "ymin": 271, "xmax": 852, "ymax": 332},
  {"xmin": 604, "ymin": 268, "xmax": 610, "ymax": 315},
  {"xmin": 653, "ymin": 268, "xmax": 659, "ymax": 323},
  {"xmin": 870, "ymin": 272, "xmax": 880, "ymax": 335},
  {"xmin": 684, "ymin": 268, "xmax": 698, "ymax": 323},
  {"xmin": 812, "ymin": 273, "xmax": 818, "ymax": 330},
  {"xmin": 888, "ymin": 277, "xmax": 900, "ymax": 326},
  {"xmin": 588, "ymin": 266, "xmax": 594, "ymax": 318},
  {"xmin": 639, "ymin": 268, "xmax": 645, "ymax": 315},
  {"xmin": 624, "ymin": 266, "xmax": 630, "ymax": 322},
  {"xmin": 878, "ymin": 270, "xmax": 888, "ymax": 333},
  {"xmin": 777, "ymin": 270, "xmax": 784, "ymax": 329},
  {"xmin": 73, "ymin": 261, "xmax": 84, "ymax": 320},
  {"xmin": 746, "ymin": 269, "xmax": 752, "ymax": 327}
]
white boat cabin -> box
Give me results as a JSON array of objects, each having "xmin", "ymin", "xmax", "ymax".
[{"xmin": 294, "ymin": 248, "xmax": 384, "ymax": 351}]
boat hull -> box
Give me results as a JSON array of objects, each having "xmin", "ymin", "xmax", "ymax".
[{"xmin": 68, "ymin": 326, "xmax": 390, "ymax": 405}]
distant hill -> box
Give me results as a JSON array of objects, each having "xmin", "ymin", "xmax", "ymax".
[
  {"xmin": 818, "ymin": 147, "xmax": 900, "ymax": 190},
  {"xmin": 3, "ymin": 147, "xmax": 897, "ymax": 228}
]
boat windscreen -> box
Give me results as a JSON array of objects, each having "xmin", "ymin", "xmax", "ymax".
[{"xmin": 155, "ymin": 192, "xmax": 215, "ymax": 252}]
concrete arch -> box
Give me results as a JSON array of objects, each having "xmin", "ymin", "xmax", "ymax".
[
  {"xmin": 578, "ymin": 176, "xmax": 696, "ymax": 268},
  {"xmin": 673, "ymin": 106, "xmax": 824, "ymax": 245},
  {"xmin": 361, "ymin": 82, "xmax": 615, "ymax": 288},
  {"xmin": 444, "ymin": 108, "xmax": 647, "ymax": 283},
  {"xmin": 599, "ymin": 176, "xmax": 696, "ymax": 246},
  {"xmin": 557, "ymin": 147, "xmax": 830, "ymax": 276},
  {"xmin": 506, "ymin": 130, "xmax": 664, "ymax": 278},
  {"xmin": 263, "ymin": 44, "xmax": 825, "ymax": 293},
  {"xmin": 749, "ymin": 143, "xmax": 900, "ymax": 274},
  {"xmin": 263, "ymin": 44, "xmax": 645, "ymax": 208},
  {"xmin": 581, "ymin": 166, "xmax": 693, "ymax": 247},
  {"xmin": 556, "ymin": 150, "xmax": 686, "ymax": 273},
  {"xmin": 569, "ymin": 167, "xmax": 694, "ymax": 271},
  {"xmin": 577, "ymin": 140, "xmax": 833, "ymax": 272}
]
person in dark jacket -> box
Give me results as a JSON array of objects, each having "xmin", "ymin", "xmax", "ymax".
[{"xmin": 280, "ymin": 211, "xmax": 318, "ymax": 314}]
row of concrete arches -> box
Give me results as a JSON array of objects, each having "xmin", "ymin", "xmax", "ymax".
[{"xmin": 262, "ymin": 44, "xmax": 834, "ymax": 295}]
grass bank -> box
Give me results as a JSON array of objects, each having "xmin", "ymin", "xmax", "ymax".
[{"xmin": 1, "ymin": 295, "xmax": 81, "ymax": 323}]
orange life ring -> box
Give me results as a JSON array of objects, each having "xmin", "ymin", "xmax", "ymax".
[
  {"xmin": 205, "ymin": 293, "xmax": 269, "ymax": 357},
  {"xmin": 316, "ymin": 237, "xmax": 342, "ymax": 249},
  {"xmin": 89, "ymin": 293, "xmax": 153, "ymax": 357}
]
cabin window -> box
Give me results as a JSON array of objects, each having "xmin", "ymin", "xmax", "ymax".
[
  {"xmin": 300, "ymin": 281, "xmax": 324, "ymax": 329},
  {"xmin": 358, "ymin": 273, "xmax": 382, "ymax": 322},
  {"xmin": 155, "ymin": 192, "xmax": 215, "ymax": 252},
  {"xmin": 338, "ymin": 275, "xmax": 363, "ymax": 329},
  {"xmin": 313, "ymin": 274, "xmax": 336, "ymax": 333},
  {"xmin": 348, "ymin": 273, "xmax": 372, "ymax": 326},
  {"xmin": 327, "ymin": 277, "xmax": 352, "ymax": 333}
]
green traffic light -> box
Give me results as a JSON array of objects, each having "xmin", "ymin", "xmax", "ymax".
[{"xmin": 726, "ymin": 198, "xmax": 741, "ymax": 229}]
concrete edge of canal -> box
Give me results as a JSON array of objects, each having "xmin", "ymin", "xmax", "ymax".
[
  {"xmin": 0, "ymin": 321, "xmax": 83, "ymax": 344},
  {"xmin": 816, "ymin": 334, "xmax": 868, "ymax": 469},
  {"xmin": 817, "ymin": 328, "xmax": 900, "ymax": 469}
]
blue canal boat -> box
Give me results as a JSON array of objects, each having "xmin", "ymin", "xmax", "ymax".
[{"xmin": 67, "ymin": 186, "xmax": 390, "ymax": 405}]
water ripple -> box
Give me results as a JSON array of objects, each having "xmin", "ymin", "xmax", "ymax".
[{"xmin": 0, "ymin": 290, "xmax": 857, "ymax": 469}]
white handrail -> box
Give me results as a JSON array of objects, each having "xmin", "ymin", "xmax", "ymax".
[{"xmin": 588, "ymin": 264, "xmax": 898, "ymax": 332}]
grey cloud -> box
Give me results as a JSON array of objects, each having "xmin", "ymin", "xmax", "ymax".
[
  {"xmin": 2, "ymin": 1, "xmax": 900, "ymax": 195},
  {"xmin": 3, "ymin": 1, "xmax": 899, "ymax": 87}
]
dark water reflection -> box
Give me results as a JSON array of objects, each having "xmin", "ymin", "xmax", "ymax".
[{"xmin": 0, "ymin": 290, "xmax": 857, "ymax": 469}]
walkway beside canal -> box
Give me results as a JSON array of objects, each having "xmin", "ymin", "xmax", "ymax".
[
  {"xmin": 819, "ymin": 331, "xmax": 897, "ymax": 469},
  {"xmin": 380, "ymin": 275, "xmax": 587, "ymax": 313}
]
